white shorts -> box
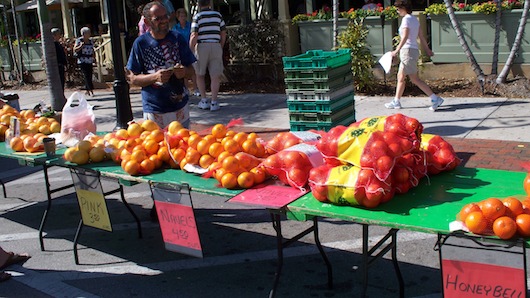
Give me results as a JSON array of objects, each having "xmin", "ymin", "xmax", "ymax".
[
  {"xmin": 193, "ymin": 43, "xmax": 224, "ymax": 76},
  {"xmin": 143, "ymin": 104, "xmax": 190, "ymax": 129},
  {"xmin": 399, "ymin": 48, "xmax": 419, "ymax": 75}
]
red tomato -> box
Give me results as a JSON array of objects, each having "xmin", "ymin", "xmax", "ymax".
[
  {"xmin": 387, "ymin": 142, "xmax": 402, "ymax": 158},
  {"xmin": 380, "ymin": 188, "xmax": 395, "ymax": 203},
  {"xmin": 283, "ymin": 138, "xmax": 301, "ymax": 149},
  {"xmin": 405, "ymin": 118, "xmax": 421, "ymax": 134},
  {"xmin": 287, "ymin": 168, "xmax": 307, "ymax": 189},
  {"xmin": 376, "ymin": 155, "xmax": 393, "ymax": 173},
  {"xmin": 311, "ymin": 185, "xmax": 328, "ymax": 202},
  {"xmin": 356, "ymin": 169, "xmax": 373, "ymax": 186},
  {"xmin": 365, "ymin": 183, "xmax": 384, "ymax": 208},
  {"xmin": 395, "ymin": 182, "xmax": 411, "ymax": 194},
  {"xmin": 263, "ymin": 154, "xmax": 281, "ymax": 169},
  {"xmin": 393, "ymin": 166, "xmax": 410, "ymax": 184},
  {"xmin": 282, "ymin": 151, "xmax": 303, "ymax": 169}
]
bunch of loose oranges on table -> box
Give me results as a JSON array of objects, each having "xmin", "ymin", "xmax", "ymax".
[{"xmin": 460, "ymin": 196, "xmax": 530, "ymax": 240}]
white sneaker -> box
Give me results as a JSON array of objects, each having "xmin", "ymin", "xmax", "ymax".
[
  {"xmin": 193, "ymin": 89, "xmax": 201, "ymax": 97},
  {"xmin": 429, "ymin": 96, "xmax": 444, "ymax": 111},
  {"xmin": 385, "ymin": 100, "xmax": 402, "ymax": 109},
  {"xmin": 198, "ymin": 99, "xmax": 210, "ymax": 110},
  {"xmin": 210, "ymin": 102, "xmax": 220, "ymax": 111}
]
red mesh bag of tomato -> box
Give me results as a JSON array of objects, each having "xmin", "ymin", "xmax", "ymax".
[
  {"xmin": 263, "ymin": 143, "xmax": 324, "ymax": 191},
  {"xmin": 420, "ymin": 134, "xmax": 461, "ymax": 175},
  {"xmin": 265, "ymin": 131, "xmax": 321, "ymax": 154},
  {"xmin": 316, "ymin": 114, "xmax": 423, "ymax": 181},
  {"xmin": 308, "ymin": 164, "xmax": 394, "ymax": 208}
]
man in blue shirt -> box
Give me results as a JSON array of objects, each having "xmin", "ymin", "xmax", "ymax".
[{"xmin": 126, "ymin": 1, "xmax": 196, "ymax": 129}]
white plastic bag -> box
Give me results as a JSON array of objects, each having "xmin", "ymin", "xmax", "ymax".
[
  {"xmin": 378, "ymin": 51, "xmax": 393, "ymax": 74},
  {"xmin": 60, "ymin": 92, "xmax": 96, "ymax": 146}
]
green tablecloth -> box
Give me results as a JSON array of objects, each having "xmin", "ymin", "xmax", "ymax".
[{"xmin": 286, "ymin": 167, "xmax": 528, "ymax": 236}]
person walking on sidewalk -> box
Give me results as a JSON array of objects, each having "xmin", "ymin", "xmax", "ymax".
[
  {"xmin": 190, "ymin": 0, "xmax": 227, "ymax": 112},
  {"xmin": 126, "ymin": 1, "xmax": 196, "ymax": 129},
  {"xmin": 52, "ymin": 28, "xmax": 67, "ymax": 91},
  {"xmin": 74, "ymin": 27, "xmax": 95, "ymax": 97},
  {"xmin": 385, "ymin": 0, "xmax": 444, "ymax": 111}
]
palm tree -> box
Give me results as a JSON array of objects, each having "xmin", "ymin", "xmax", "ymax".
[
  {"xmin": 491, "ymin": 0, "xmax": 502, "ymax": 75},
  {"xmin": 497, "ymin": 0, "xmax": 530, "ymax": 84},
  {"xmin": 37, "ymin": 0, "xmax": 66, "ymax": 112},
  {"xmin": 444, "ymin": 0, "xmax": 485, "ymax": 92}
]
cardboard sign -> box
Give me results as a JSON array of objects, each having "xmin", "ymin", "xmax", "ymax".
[
  {"xmin": 228, "ymin": 180, "xmax": 308, "ymax": 209},
  {"xmin": 152, "ymin": 185, "xmax": 202, "ymax": 258},
  {"xmin": 442, "ymin": 260, "xmax": 525, "ymax": 298},
  {"xmin": 76, "ymin": 189, "xmax": 112, "ymax": 232}
]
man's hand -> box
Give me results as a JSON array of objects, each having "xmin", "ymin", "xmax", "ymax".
[
  {"xmin": 173, "ymin": 64, "xmax": 186, "ymax": 79},
  {"xmin": 157, "ymin": 68, "xmax": 174, "ymax": 84}
]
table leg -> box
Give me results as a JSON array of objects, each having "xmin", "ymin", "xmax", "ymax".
[
  {"xmin": 0, "ymin": 179, "xmax": 6, "ymax": 197},
  {"xmin": 116, "ymin": 184, "xmax": 142, "ymax": 239},
  {"xmin": 360, "ymin": 225, "xmax": 403, "ymax": 298},
  {"xmin": 269, "ymin": 213, "xmax": 333, "ymax": 298},
  {"xmin": 73, "ymin": 219, "xmax": 84, "ymax": 265}
]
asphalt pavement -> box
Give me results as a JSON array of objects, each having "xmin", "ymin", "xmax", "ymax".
[{"xmin": 0, "ymin": 86, "xmax": 529, "ymax": 298}]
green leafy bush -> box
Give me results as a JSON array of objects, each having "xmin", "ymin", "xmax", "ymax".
[
  {"xmin": 425, "ymin": 1, "xmax": 523, "ymax": 15},
  {"xmin": 227, "ymin": 19, "xmax": 284, "ymax": 64},
  {"xmin": 292, "ymin": 6, "xmax": 398, "ymax": 24},
  {"xmin": 337, "ymin": 19, "xmax": 375, "ymax": 92}
]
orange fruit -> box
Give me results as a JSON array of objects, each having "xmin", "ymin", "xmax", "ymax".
[
  {"xmin": 502, "ymin": 197, "xmax": 523, "ymax": 218},
  {"xmin": 123, "ymin": 160, "xmax": 140, "ymax": 175},
  {"xmin": 185, "ymin": 148, "xmax": 201, "ymax": 165},
  {"xmin": 71, "ymin": 150, "xmax": 90, "ymax": 165},
  {"xmin": 148, "ymin": 130, "xmax": 164, "ymax": 143},
  {"xmin": 465, "ymin": 211, "xmax": 488, "ymax": 234},
  {"xmin": 157, "ymin": 146, "xmax": 171, "ymax": 163},
  {"xmin": 141, "ymin": 119, "xmax": 160, "ymax": 132},
  {"xmin": 50, "ymin": 122, "xmax": 61, "ymax": 133},
  {"xmin": 255, "ymin": 142, "xmax": 267, "ymax": 158},
  {"xmin": 176, "ymin": 128, "xmax": 190, "ymax": 139},
  {"xmin": 214, "ymin": 167, "xmax": 228, "ymax": 181},
  {"xmin": 199, "ymin": 154, "xmax": 215, "ymax": 169},
  {"xmin": 492, "ymin": 216, "xmax": 517, "ymax": 240},
  {"xmin": 223, "ymin": 139, "xmax": 241, "ymax": 154},
  {"xmin": 522, "ymin": 200, "xmax": 530, "ymax": 214},
  {"xmin": 208, "ymin": 142, "xmax": 224, "ymax": 158},
  {"xmin": 226, "ymin": 130, "xmax": 236, "ymax": 137},
  {"xmin": 237, "ymin": 171, "xmax": 255, "ymax": 189},
  {"xmin": 459, "ymin": 203, "xmax": 481, "ymax": 222},
  {"xmin": 211, "ymin": 124, "xmax": 227, "ymax": 139},
  {"xmin": 187, "ymin": 134, "xmax": 202, "ymax": 150},
  {"xmin": 479, "ymin": 198, "xmax": 506, "ymax": 223},
  {"xmin": 144, "ymin": 139, "xmax": 160, "ymax": 155},
  {"xmin": 197, "ymin": 139, "xmax": 213, "ymax": 155},
  {"xmin": 234, "ymin": 152, "xmax": 253, "ymax": 170},
  {"xmin": 221, "ymin": 173, "xmax": 238, "ymax": 189},
  {"xmin": 179, "ymin": 157, "xmax": 188, "ymax": 170},
  {"xmin": 208, "ymin": 161, "xmax": 220, "ymax": 172},
  {"xmin": 140, "ymin": 159, "xmax": 156, "ymax": 174},
  {"xmin": 123, "ymin": 138, "xmax": 137, "ymax": 152},
  {"xmin": 250, "ymin": 167, "xmax": 268, "ymax": 185},
  {"xmin": 171, "ymin": 148, "xmax": 186, "ymax": 164},
  {"xmin": 10, "ymin": 137, "xmax": 24, "ymax": 152},
  {"xmin": 115, "ymin": 128, "xmax": 129, "ymax": 140},
  {"xmin": 131, "ymin": 150, "xmax": 147, "ymax": 163},
  {"xmin": 140, "ymin": 130, "xmax": 151, "ymax": 140},
  {"xmin": 167, "ymin": 121, "xmax": 183, "ymax": 135},
  {"xmin": 77, "ymin": 140, "xmax": 93, "ymax": 152},
  {"xmin": 89, "ymin": 147, "xmax": 107, "ymax": 163},
  {"xmin": 149, "ymin": 154, "xmax": 163, "ymax": 169},
  {"xmin": 217, "ymin": 151, "xmax": 232, "ymax": 163},
  {"xmin": 233, "ymin": 132, "xmax": 248, "ymax": 145},
  {"xmin": 247, "ymin": 132, "xmax": 258, "ymax": 141},
  {"xmin": 23, "ymin": 137, "xmax": 42, "ymax": 153},
  {"xmin": 241, "ymin": 139, "xmax": 258, "ymax": 156},
  {"xmin": 120, "ymin": 149, "xmax": 132, "ymax": 162},
  {"xmin": 127, "ymin": 123, "xmax": 143, "ymax": 137},
  {"xmin": 516, "ymin": 213, "xmax": 530, "ymax": 237},
  {"xmin": 64, "ymin": 147, "xmax": 77, "ymax": 162},
  {"xmin": 222, "ymin": 156, "xmax": 240, "ymax": 173}
]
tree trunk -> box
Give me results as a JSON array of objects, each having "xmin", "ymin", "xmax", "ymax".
[
  {"xmin": 37, "ymin": 0, "xmax": 66, "ymax": 112},
  {"xmin": 497, "ymin": 0, "xmax": 530, "ymax": 84},
  {"xmin": 491, "ymin": 0, "xmax": 502, "ymax": 75},
  {"xmin": 443, "ymin": 0, "xmax": 485, "ymax": 91}
]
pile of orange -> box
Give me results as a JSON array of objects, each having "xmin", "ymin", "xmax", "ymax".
[
  {"xmin": 64, "ymin": 138, "xmax": 108, "ymax": 165},
  {"xmin": 460, "ymin": 197, "xmax": 530, "ymax": 239},
  {"xmin": 1, "ymin": 104, "xmax": 60, "ymax": 144}
]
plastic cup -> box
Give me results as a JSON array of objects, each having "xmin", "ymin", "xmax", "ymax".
[{"xmin": 43, "ymin": 137, "xmax": 56, "ymax": 157}]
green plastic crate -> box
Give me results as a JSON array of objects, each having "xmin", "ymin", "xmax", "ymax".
[
  {"xmin": 289, "ymin": 113, "xmax": 357, "ymax": 132},
  {"xmin": 284, "ymin": 74, "xmax": 353, "ymax": 90},
  {"xmin": 287, "ymin": 93, "xmax": 354, "ymax": 113},
  {"xmin": 289, "ymin": 103, "xmax": 353, "ymax": 123},
  {"xmin": 286, "ymin": 84, "xmax": 354, "ymax": 101},
  {"xmin": 283, "ymin": 63, "xmax": 352, "ymax": 80},
  {"xmin": 282, "ymin": 49, "xmax": 351, "ymax": 70}
]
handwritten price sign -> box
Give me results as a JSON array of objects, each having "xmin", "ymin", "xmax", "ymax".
[
  {"xmin": 152, "ymin": 184, "xmax": 202, "ymax": 258},
  {"xmin": 229, "ymin": 181, "xmax": 308, "ymax": 209},
  {"xmin": 76, "ymin": 189, "xmax": 112, "ymax": 232}
]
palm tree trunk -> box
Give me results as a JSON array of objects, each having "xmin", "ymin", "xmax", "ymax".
[
  {"xmin": 443, "ymin": 0, "xmax": 485, "ymax": 91},
  {"xmin": 37, "ymin": 0, "xmax": 66, "ymax": 111},
  {"xmin": 491, "ymin": 0, "xmax": 502, "ymax": 75},
  {"xmin": 497, "ymin": 0, "xmax": 530, "ymax": 84}
]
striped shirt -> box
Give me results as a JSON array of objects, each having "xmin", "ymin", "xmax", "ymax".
[{"xmin": 191, "ymin": 9, "xmax": 226, "ymax": 43}]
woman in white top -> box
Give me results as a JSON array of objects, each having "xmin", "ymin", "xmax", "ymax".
[{"xmin": 385, "ymin": 0, "xmax": 444, "ymax": 111}]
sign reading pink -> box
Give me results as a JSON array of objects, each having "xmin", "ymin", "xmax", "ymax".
[
  {"xmin": 155, "ymin": 200, "xmax": 202, "ymax": 256},
  {"xmin": 229, "ymin": 181, "xmax": 308, "ymax": 209}
]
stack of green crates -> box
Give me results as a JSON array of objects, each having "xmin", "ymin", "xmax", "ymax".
[{"xmin": 283, "ymin": 49, "xmax": 356, "ymax": 132}]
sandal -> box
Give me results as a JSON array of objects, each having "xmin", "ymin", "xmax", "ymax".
[
  {"xmin": 0, "ymin": 252, "xmax": 31, "ymax": 270},
  {"xmin": 0, "ymin": 271, "xmax": 11, "ymax": 283}
]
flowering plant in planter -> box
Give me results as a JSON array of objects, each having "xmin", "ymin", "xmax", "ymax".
[
  {"xmin": 425, "ymin": 0, "xmax": 523, "ymax": 15},
  {"xmin": 292, "ymin": 5, "xmax": 398, "ymax": 24},
  {"xmin": 12, "ymin": 34, "xmax": 42, "ymax": 46}
]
